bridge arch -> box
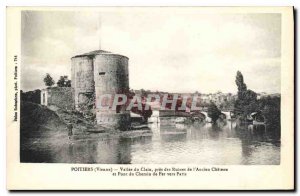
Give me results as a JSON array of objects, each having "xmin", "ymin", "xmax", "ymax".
[{"xmin": 199, "ymin": 111, "xmax": 212, "ymax": 123}]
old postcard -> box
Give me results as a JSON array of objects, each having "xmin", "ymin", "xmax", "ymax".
[{"xmin": 6, "ymin": 7, "xmax": 294, "ymax": 190}]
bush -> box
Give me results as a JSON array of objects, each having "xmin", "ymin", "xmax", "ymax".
[{"xmin": 207, "ymin": 102, "xmax": 221, "ymax": 123}]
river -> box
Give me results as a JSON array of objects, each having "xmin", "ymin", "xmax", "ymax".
[{"xmin": 21, "ymin": 115, "xmax": 280, "ymax": 165}]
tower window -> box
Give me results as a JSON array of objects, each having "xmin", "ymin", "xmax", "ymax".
[{"xmin": 99, "ymin": 72, "xmax": 106, "ymax": 76}]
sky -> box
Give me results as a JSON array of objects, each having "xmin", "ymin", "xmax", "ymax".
[{"xmin": 21, "ymin": 9, "xmax": 281, "ymax": 94}]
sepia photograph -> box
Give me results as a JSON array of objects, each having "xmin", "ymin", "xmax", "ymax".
[
  {"xmin": 6, "ymin": 6, "xmax": 294, "ymax": 190},
  {"xmin": 20, "ymin": 10, "xmax": 281, "ymax": 164}
]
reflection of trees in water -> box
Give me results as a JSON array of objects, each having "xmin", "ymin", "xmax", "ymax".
[
  {"xmin": 235, "ymin": 125, "xmax": 255, "ymax": 159},
  {"xmin": 65, "ymin": 140, "xmax": 101, "ymax": 163},
  {"xmin": 234, "ymin": 123, "xmax": 280, "ymax": 163},
  {"xmin": 186, "ymin": 121, "xmax": 235, "ymax": 141},
  {"xmin": 116, "ymin": 138, "xmax": 132, "ymax": 164},
  {"xmin": 192, "ymin": 121, "xmax": 206, "ymax": 129},
  {"xmin": 208, "ymin": 124, "xmax": 221, "ymax": 140},
  {"xmin": 21, "ymin": 146, "xmax": 56, "ymax": 163},
  {"xmin": 160, "ymin": 132, "xmax": 187, "ymax": 142},
  {"xmin": 159, "ymin": 123, "xmax": 187, "ymax": 142},
  {"xmin": 64, "ymin": 135, "xmax": 152, "ymax": 164},
  {"xmin": 206, "ymin": 123, "xmax": 231, "ymax": 140},
  {"xmin": 187, "ymin": 123, "xmax": 209, "ymax": 140},
  {"xmin": 266, "ymin": 124, "xmax": 281, "ymax": 142},
  {"xmin": 216, "ymin": 119, "xmax": 227, "ymax": 127},
  {"xmin": 28, "ymin": 134, "xmax": 153, "ymax": 163},
  {"xmin": 236, "ymin": 124, "xmax": 279, "ymax": 143},
  {"xmin": 117, "ymin": 136, "xmax": 153, "ymax": 164},
  {"xmin": 247, "ymin": 124, "xmax": 267, "ymax": 141}
]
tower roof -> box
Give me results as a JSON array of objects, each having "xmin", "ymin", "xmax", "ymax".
[{"xmin": 71, "ymin": 50, "xmax": 128, "ymax": 59}]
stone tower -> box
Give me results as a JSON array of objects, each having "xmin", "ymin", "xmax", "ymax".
[{"xmin": 71, "ymin": 50, "xmax": 130, "ymax": 130}]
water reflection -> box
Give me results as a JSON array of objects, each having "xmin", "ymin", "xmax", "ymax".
[
  {"xmin": 159, "ymin": 124, "xmax": 187, "ymax": 142},
  {"xmin": 21, "ymin": 118, "xmax": 280, "ymax": 164}
]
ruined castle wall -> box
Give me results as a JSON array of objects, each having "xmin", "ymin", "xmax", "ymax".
[
  {"xmin": 71, "ymin": 56, "xmax": 95, "ymax": 109},
  {"xmin": 44, "ymin": 87, "xmax": 74, "ymax": 110}
]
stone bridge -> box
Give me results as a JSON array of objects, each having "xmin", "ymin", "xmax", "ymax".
[
  {"xmin": 191, "ymin": 111, "xmax": 233, "ymax": 122},
  {"xmin": 159, "ymin": 110, "xmax": 234, "ymax": 122}
]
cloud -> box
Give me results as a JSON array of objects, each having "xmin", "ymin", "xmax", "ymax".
[{"xmin": 21, "ymin": 11, "xmax": 281, "ymax": 94}]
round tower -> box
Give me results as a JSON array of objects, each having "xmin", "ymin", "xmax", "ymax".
[
  {"xmin": 94, "ymin": 52, "xmax": 130, "ymax": 130},
  {"xmin": 71, "ymin": 50, "xmax": 130, "ymax": 130},
  {"xmin": 71, "ymin": 55, "xmax": 94, "ymax": 110}
]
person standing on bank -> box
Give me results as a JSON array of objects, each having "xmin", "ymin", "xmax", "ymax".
[{"xmin": 67, "ymin": 123, "xmax": 73, "ymax": 139}]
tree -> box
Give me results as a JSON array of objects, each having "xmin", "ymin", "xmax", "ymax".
[
  {"xmin": 57, "ymin": 76, "xmax": 66, "ymax": 87},
  {"xmin": 21, "ymin": 89, "xmax": 41, "ymax": 104},
  {"xmin": 65, "ymin": 80, "xmax": 71, "ymax": 87},
  {"xmin": 207, "ymin": 102, "xmax": 221, "ymax": 123},
  {"xmin": 234, "ymin": 71, "xmax": 257, "ymax": 119},
  {"xmin": 140, "ymin": 89, "xmax": 147, "ymax": 97},
  {"xmin": 259, "ymin": 96, "xmax": 280, "ymax": 127},
  {"xmin": 57, "ymin": 76, "xmax": 71, "ymax": 87},
  {"xmin": 235, "ymin": 71, "xmax": 247, "ymax": 94},
  {"xmin": 219, "ymin": 99, "xmax": 235, "ymax": 111},
  {"xmin": 43, "ymin": 73, "xmax": 55, "ymax": 87}
]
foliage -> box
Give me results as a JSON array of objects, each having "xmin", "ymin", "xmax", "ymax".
[
  {"xmin": 57, "ymin": 76, "xmax": 71, "ymax": 87},
  {"xmin": 234, "ymin": 71, "xmax": 257, "ymax": 119},
  {"xmin": 258, "ymin": 96, "xmax": 281, "ymax": 126},
  {"xmin": 43, "ymin": 73, "xmax": 55, "ymax": 87},
  {"xmin": 65, "ymin": 80, "xmax": 71, "ymax": 87},
  {"xmin": 21, "ymin": 90, "xmax": 41, "ymax": 104},
  {"xmin": 219, "ymin": 99, "xmax": 235, "ymax": 111},
  {"xmin": 235, "ymin": 71, "xmax": 247, "ymax": 92},
  {"xmin": 234, "ymin": 71, "xmax": 280, "ymax": 127},
  {"xmin": 207, "ymin": 102, "xmax": 221, "ymax": 123},
  {"xmin": 140, "ymin": 88, "xmax": 151, "ymax": 97},
  {"xmin": 77, "ymin": 92, "xmax": 96, "ymax": 123}
]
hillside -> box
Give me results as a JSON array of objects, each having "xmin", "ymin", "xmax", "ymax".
[{"xmin": 20, "ymin": 102, "xmax": 67, "ymax": 137}]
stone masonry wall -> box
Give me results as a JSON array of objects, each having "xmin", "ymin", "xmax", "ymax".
[{"xmin": 47, "ymin": 87, "xmax": 74, "ymax": 110}]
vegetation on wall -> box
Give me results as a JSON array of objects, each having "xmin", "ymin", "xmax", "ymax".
[
  {"xmin": 77, "ymin": 92, "xmax": 96, "ymax": 123},
  {"xmin": 57, "ymin": 76, "xmax": 71, "ymax": 87}
]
